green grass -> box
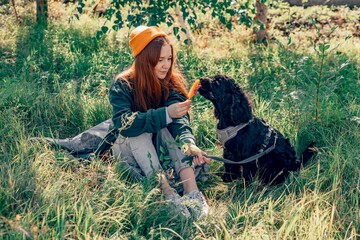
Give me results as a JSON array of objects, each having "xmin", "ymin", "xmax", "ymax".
[{"xmin": 1, "ymin": 3, "xmax": 359, "ymax": 239}]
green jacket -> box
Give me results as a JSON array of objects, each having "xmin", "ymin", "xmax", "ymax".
[{"xmin": 108, "ymin": 78, "xmax": 195, "ymax": 144}]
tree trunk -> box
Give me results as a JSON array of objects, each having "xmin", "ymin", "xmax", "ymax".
[
  {"xmin": 36, "ymin": 0, "xmax": 48, "ymax": 23},
  {"xmin": 254, "ymin": 0, "xmax": 268, "ymax": 44},
  {"xmin": 283, "ymin": 0, "xmax": 360, "ymax": 7},
  {"xmin": 175, "ymin": 3, "xmax": 195, "ymax": 44},
  {"xmin": 10, "ymin": 0, "xmax": 19, "ymax": 21}
]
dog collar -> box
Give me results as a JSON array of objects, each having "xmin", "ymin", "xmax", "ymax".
[{"xmin": 216, "ymin": 118, "xmax": 254, "ymax": 145}]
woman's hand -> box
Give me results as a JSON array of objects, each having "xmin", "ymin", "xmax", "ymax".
[
  {"xmin": 183, "ymin": 143, "xmax": 210, "ymax": 166},
  {"xmin": 167, "ymin": 100, "xmax": 191, "ymax": 118}
]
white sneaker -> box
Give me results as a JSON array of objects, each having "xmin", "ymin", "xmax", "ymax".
[
  {"xmin": 165, "ymin": 188, "xmax": 191, "ymax": 218},
  {"xmin": 183, "ymin": 190, "xmax": 209, "ymax": 219}
]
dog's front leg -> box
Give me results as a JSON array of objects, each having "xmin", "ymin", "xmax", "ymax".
[{"xmin": 222, "ymin": 163, "xmax": 241, "ymax": 182}]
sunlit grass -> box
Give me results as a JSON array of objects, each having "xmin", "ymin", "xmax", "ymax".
[{"xmin": 1, "ymin": 3, "xmax": 359, "ymax": 239}]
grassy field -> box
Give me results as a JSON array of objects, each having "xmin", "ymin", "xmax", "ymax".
[{"xmin": 1, "ymin": 1, "xmax": 359, "ymax": 239}]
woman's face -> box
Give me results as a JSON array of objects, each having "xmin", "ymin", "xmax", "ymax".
[{"xmin": 154, "ymin": 44, "xmax": 172, "ymax": 80}]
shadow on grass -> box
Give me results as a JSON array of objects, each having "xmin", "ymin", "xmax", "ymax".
[
  {"xmin": 0, "ymin": 17, "xmax": 106, "ymax": 219},
  {"xmin": 5, "ymin": 19, "xmax": 117, "ymax": 137}
]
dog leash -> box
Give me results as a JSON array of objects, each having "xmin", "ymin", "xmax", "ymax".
[{"xmin": 181, "ymin": 131, "xmax": 278, "ymax": 165}]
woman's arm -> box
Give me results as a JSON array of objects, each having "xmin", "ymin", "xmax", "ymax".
[
  {"xmin": 109, "ymin": 80, "xmax": 168, "ymax": 137},
  {"xmin": 165, "ymin": 90, "xmax": 195, "ymax": 144}
]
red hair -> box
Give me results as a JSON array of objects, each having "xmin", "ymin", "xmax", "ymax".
[{"xmin": 116, "ymin": 36, "xmax": 188, "ymax": 112}]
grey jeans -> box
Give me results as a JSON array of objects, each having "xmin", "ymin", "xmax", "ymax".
[{"xmin": 112, "ymin": 128, "xmax": 194, "ymax": 177}]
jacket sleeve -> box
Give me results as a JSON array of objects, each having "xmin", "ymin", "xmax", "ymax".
[
  {"xmin": 109, "ymin": 80, "xmax": 168, "ymax": 137},
  {"xmin": 165, "ymin": 90, "xmax": 195, "ymax": 144}
]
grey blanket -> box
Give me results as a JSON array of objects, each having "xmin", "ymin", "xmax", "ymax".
[{"xmin": 30, "ymin": 119, "xmax": 116, "ymax": 159}]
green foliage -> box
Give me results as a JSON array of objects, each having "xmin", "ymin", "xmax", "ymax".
[
  {"xmin": 308, "ymin": 18, "xmax": 344, "ymax": 121},
  {"xmin": 76, "ymin": 0, "xmax": 265, "ymax": 41}
]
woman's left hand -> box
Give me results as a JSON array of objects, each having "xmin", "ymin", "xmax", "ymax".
[
  {"xmin": 167, "ymin": 100, "xmax": 191, "ymax": 118},
  {"xmin": 184, "ymin": 143, "xmax": 210, "ymax": 166}
]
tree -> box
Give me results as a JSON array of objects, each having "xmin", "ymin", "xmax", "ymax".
[
  {"xmin": 10, "ymin": 0, "xmax": 19, "ymax": 22},
  {"xmin": 76, "ymin": 0, "xmax": 268, "ymax": 44},
  {"xmin": 36, "ymin": 0, "xmax": 48, "ymax": 23},
  {"xmin": 254, "ymin": 0, "xmax": 268, "ymax": 44}
]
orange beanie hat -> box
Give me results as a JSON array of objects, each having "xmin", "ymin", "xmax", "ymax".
[{"xmin": 129, "ymin": 26, "xmax": 167, "ymax": 58}]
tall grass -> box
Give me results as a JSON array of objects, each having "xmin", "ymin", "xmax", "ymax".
[{"xmin": 1, "ymin": 4, "xmax": 359, "ymax": 239}]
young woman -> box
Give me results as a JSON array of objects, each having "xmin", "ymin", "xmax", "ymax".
[{"xmin": 109, "ymin": 26, "xmax": 210, "ymax": 219}]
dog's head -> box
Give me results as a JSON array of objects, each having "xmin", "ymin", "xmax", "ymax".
[
  {"xmin": 198, "ymin": 75, "xmax": 236, "ymax": 101},
  {"xmin": 198, "ymin": 75, "xmax": 252, "ymax": 126}
]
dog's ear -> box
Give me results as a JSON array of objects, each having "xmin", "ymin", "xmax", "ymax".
[
  {"xmin": 230, "ymin": 88, "xmax": 253, "ymax": 124},
  {"xmin": 230, "ymin": 95, "xmax": 240, "ymax": 123}
]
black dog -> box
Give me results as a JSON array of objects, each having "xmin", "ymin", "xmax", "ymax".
[{"xmin": 198, "ymin": 75, "xmax": 315, "ymax": 185}]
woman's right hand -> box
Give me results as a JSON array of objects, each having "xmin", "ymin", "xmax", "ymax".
[
  {"xmin": 183, "ymin": 143, "xmax": 210, "ymax": 166},
  {"xmin": 167, "ymin": 100, "xmax": 191, "ymax": 118}
]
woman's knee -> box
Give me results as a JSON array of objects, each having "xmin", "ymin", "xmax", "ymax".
[{"xmin": 128, "ymin": 132, "xmax": 154, "ymax": 145}]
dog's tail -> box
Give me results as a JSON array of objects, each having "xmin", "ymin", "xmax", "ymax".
[{"xmin": 300, "ymin": 141, "xmax": 317, "ymax": 166}]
